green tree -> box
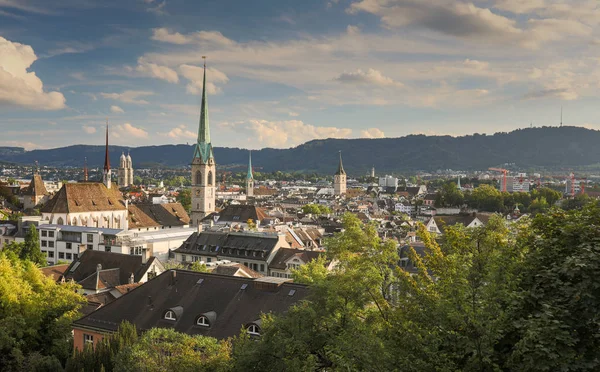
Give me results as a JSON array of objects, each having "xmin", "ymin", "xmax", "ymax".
[
  {"xmin": 21, "ymin": 225, "xmax": 46, "ymax": 266},
  {"xmin": 301, "ymin": 204, "xmax": 332, "ymax": 215},
  {"xmin": 434, "ymin": 182, "xmax": 464, "ymax": 208},
  {"xmin": 115, "ymin": 328, "xmax": 230, "ymax": 372},
  {"xmin": 466, "ymin": 184, "xmax": 504, "ymax": 212},
  {"xmin": 561, "ymin": 194, "xmax": 593, "ymax": 211},
  {"xmin": 177, "ymin": 189, "xmax": 191, "ymax": 212},
  {"xmin": 0, "ymin": 255, "xmax": 85, "ymax": 370}
]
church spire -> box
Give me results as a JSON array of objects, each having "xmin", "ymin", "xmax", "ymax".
[
  {"xmin": 335, "ymin": 151, "xmax": 346, "ymax": 175},
  {"xmin": 104, "ymin": 121, "xmax": 110, "ymax": 171},
  {"xmin": 247, "ymin": 150, "xmax": 253, "ymax": 180},
  {"xmin": 83, "ymin": 157, "xmax": 88, "ymax": 182},
  {"xmin": 193, "ymin": 56, "xmax": 213, "ymax": 162}
]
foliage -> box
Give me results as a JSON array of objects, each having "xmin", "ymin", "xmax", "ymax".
[
  {"xmin": 163, "ymin": 261, "xmax": 208, "ymax": 273},
  {"xmin": 561, "ymin": 194, "xmax": 594, "ymax": 210},
  {"xmin": 114, "ymin": 328, "xmax": 230, "ymax": 372},
  {"xmin": 177, "ymin": 188, "xmax": 191, "ymax": 212},
  {"xmin": 301, "ymin": 204, "xmax": 332, "ymax": 215},
  {"xmin": 246, "ymin": 219, "xmax": 257, "ymax": 231},
  {"xmin": 0, "ymin": 255, "xmax": 85, "ymax": 371},
  {"xmin": 3, "ymin": 225, "xmax": 46, "ymax": 266},
  {"xmin": 434, "ymin": 181, "xmax": 464, "ymax": 208}
]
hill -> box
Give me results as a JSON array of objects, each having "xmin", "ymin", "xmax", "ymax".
[{"xmin": 1, "ymin": 126, "xmax": 599, "ymax": 174}]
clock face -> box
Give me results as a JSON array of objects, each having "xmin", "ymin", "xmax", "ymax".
[{"xmin": 196, "ymin": 190, "xmax": 200, "ymax": 196}]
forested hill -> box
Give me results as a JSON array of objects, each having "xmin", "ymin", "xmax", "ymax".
[{"xmin": 2, "ymin": 126, "xmax": 599, "ymax": 173}]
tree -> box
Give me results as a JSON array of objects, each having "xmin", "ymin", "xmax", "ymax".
[
  {"xmin": 434, "ymin": 182, "xmax": 464, "ymax": 208},
  {"xmin": 176, "ymin": 189, "xmax": 191, "ymax": 212},
  {"xmin": 301, "ymin": 204, "xmax": 332, "ymax": 215},
  {"xmin": 561, "ymin": 194, "xmax": 593, "ymax": 211},
  {"xmin": 114, "ymin": 328, "xmax": 230, "ymax": 372},
  {"xmin": 21, "ymin": 225, "xmax": 46, "ymax": 266},
  {"xmin": 0, "ymin": 255, "xmax": 85, "ymax": 370},
  {"xmin": 506, "ymin": 205, "xmax": 600, "ymax": 371},
  {"xmin": 466, "ymin": 184, "xmax": 504, "ymax": 212}
]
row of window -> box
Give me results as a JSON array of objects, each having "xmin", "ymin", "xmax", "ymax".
[
  {"xmin": 40, "ymin": 230, "xmax": 55, "ymax": 238},
  {"xmin": 163, "ymin": 311, "xmax": 260, "ymax": 335},
  {"xmin": 41, "ymin": 240, "xmax": 55, "ymax": 248},
  {"xmin": 41, "ymin": 250, "xmax": 78, "ymax": 260}
]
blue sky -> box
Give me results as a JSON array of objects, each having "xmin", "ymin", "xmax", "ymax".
[{"xmin": 1, "ymin": 0, "xmax": 600, "ymax": 150}]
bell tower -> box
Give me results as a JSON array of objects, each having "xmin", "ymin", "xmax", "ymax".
[
  {"xmin": 333, "ymin": 151, "xmax": 346, "ymax": 196},
  {"xmin": 191, "ymin": 57, "xmax": 216, "ymax": 226}
]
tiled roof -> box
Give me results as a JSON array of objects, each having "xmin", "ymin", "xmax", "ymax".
[
  {"xmin": 211, "ymin": 263, "xmax": 263, "ymax": 278},
  {"xmin": 268, "ymin": 248, "xmax": 322, "ymax": 270},
  {"xmin": 128, "ymin": 203, "xmax": 190, "ymax": 228},
  {"xmin": 72, "ymin": 270, "xmax": 308, "ymax": 340},
  {"xmin": 208, "ymin": 204, "xmax": 268, "ymax": 223},
  {"xmin": 41, "ymin": 183, "xmax": 125, "ymax": 214},
  {"xmin": 114, "ymin": 283, "xmax": 143, "ymax": 295},
  {"xmin": 22, "ymin": 174, "xmax": 48, "ymax": 197},
  {"xmin": 40, "ymin": 264, "xmax": 70, "ymax": 281}
]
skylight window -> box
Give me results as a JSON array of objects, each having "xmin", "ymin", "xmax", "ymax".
[
  {"xmin": 240, "ymin": 284, "xmax": 248, "ymax": 290},
  {"xmin": 164, "ymin": 310, "xmax": 176, "ymax": 321}
]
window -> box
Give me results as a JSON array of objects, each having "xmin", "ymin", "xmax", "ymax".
[
  {"xmin": 83, "ymin": 334, "xmax": 94, "ymax": 345},
  {"xmin": 429, "ymin": 226, "xmax": 436, "ymax": 232},
  {"xmin": 164, "ymin": 310, "xmax": 176, "ymax": 321},
  {"xmin": 48, "ymin": 251, "xmax": 54, "ymax": 258},
  {"xmin": 57, "ymin": 217, "xmax": 64, "ymax": 225},
  {"xmin": 196, "ymin": 316, "xmax": 210, "ymax": 327},
  {"xmin": 48, "ymin": 241, "xmax": 54, "ymax": 248},
  {"xmin": 48, "ymin": 231, "xmax": 54, "ymax": 238},
  {"xmin": 247, "ymin": 324, "xmax": 260, "ymax": 336},
  {"xmin": 41, "ymin": 230, "xmax": 47, "ymax": 237},
  {"xmin": 182, "ymin": 255, "xmax": 187, "ymax": 262},
  {"xmin": 87, "ymin": 244, "xmax": 93, "ymax": 250},
  {"xmin": 195, "ymin": 171, "xmax": 202, "ymax": 186},
  {"xmin": 260, "ymin": 264, "xmax": 265, "ymax": 272},
  {"xmin": 59, "ymin": 252, "xmax": 64, "ymax": 259},
  {"xmin": 207, "ymin": 257, "xmax": 211, "ymax": 263},
  {"xmin": 87, "ymin": 234, "xmax": 93, "ymax": 243},
  {"xmin": 66, "ymin": 243, "xmax": 72, "ymax": 249},
  {"xmin": 41, "ymin": 250, "xmax": 46, "ymax": 255},
  {"xmin": 208, "ymin": 171, "xmax": 213, "ymax": 185},
  {"xmin": 73, "ymin": 253, "xmax": 78, "ymax": 260},
  {"xmin": 105, "ymin": 246, "xmax": 111, "ymax": 252},
  {"xmin": 66, "ymin": 253, "xmax": 72, "ymax": 260},
  {"xmin": 41, "ymin": 240, "xmax": 47, "ymax": 247}
]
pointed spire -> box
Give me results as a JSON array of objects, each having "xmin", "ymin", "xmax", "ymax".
[
  {"xmin": 83, "ymin": 157, "xmax": 88, "ymax": 181},
  {"xmin": 104, "ymin": 120, "xmax": 110, "ymax": 171},
  {"xmin": 247, "ymin": 150, "xmax": 253, "ymax": 180},
  {"xmin": 560, "ymin": 106, "xmax": 563, "ymax": 127},
  {"xmin": 336, "ymin": 151, "xmax": 346, "ymax": 175},
  {"xmin": 198, "ymin": 56, "xmax": 210, "ymax": 144}
]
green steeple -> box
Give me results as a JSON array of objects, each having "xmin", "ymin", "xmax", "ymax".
[
  {"xmin": 247, "ymin": 150, "xmax": 253, "ymax": 180},
  {"xmin": 335, "ymin": 151, "xmax": 346, "ymax": 175},
  {"xmin": 193, "ymin": 58, "xmax": 213, "ymax": 162}
]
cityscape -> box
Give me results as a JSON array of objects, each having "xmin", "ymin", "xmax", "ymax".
[{"xmin": 2, "ymin": 0, "xmax": 600, "ymax": 371}]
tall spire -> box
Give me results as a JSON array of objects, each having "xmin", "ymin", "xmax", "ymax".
[
  {"xmin": 247, "ymin": 150, "xmax": 253, "ymax": 180},
  {"xmin": 193, "ymin": 56, "xmax": 213, "ymax": 162},
  {"xmin": 560, "ymin": 106, "xmax": 563, "ymax": 127},
  {"xmin": 104, "ymin": 120, "xmax": 110, "ymax": 171},
  {"xmin": 335, "ymin": 151, "xmax": 346, "ymax": 175}
]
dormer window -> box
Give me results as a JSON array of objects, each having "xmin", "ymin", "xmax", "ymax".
[
  {"xmin": 164, "ymin": 310, "xmax": 176, "ymax": 321},
  {"xmin": 196, "ymin": 316, "xmax": 210, "ymax": 327},
  {"xmin": 247, "ymin": 324, "xmax": 260, "ymax": 336}
]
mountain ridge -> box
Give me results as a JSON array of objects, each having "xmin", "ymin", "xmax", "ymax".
[{"xmin": 2, "ymin": 126, "xmax": 599, "ymax": 174}]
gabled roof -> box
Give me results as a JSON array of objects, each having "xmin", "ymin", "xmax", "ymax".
[
  {"xmin": 268, "ymin": 248, "xmax": 322, "ymax": 270},
  {"xmin": 128, "ymin": 203, "xmax": 190, "ymax": 228},
  {"xmin": 72, "ymin": 270, "xmax": 309, "ymax": 340},
  {"xmin": 22, "ymin": 174, "xmax": 48, "ymax": 197},
  {"xmin": 207, "ymin": 204, "xmax": 268, "ymax": 223},
  {"xmin": 61, "ymin": 250, "xmax": 158, "ymax": 288},
  {"xmin": 432, "ymin": 213, "xmax": 489, "ymax": 233},
  {"xmin": 40, "ymin": 264, "xmax": 69, "ymax": 281},
  {"xmin": 41, "ymin": 183, "xmax": 125, "ymax": 214},
  {"xmin": 211, "ymin": 263, "xmax": 263, "ymax": 278}
]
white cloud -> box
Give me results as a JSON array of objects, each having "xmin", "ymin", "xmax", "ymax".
[
  {"xmin": 134, "ymin": 58, "xmax": 179, "ymax": 83},
  {"xmin": 110, "ymin": 105, "xmax": 124, "ymax": 113},
  {"xmin": 288, "ymin": 111, "xmax": 299, "ymax": 117},
  {"xmin": 160, "ymin": 124, "xmax": 196, "ymax": 140},
  {"xmin": 147, "ymin": 0, "xmax": 167, "ymax": 15},
  {"xmin": 219, "ymin": 119, "xmax": 354, "ymax": 148},
  {"xmin": 100, "ymin": 90, "xmax": 154, "ymax": 104},
  {"xmin": 113, "ymin": 123, "xmax": 149, "ymax": 138},
  {"xmin": 360, "ymin": 128, "xmax": 385, "ymax": 138},
  {"xmin": 179, "ymin": 64, "xmax": 229, "ymax": 95},
  {"xmin": 82, "ymin": 125, "xmax": 97, "ymax": 134},
  {"xmin": 335, "ymin": 68, "xmax": 402, "ymax": 86},
  {"xmin": 0, "ymin": 36, "xmax": 66, "ymax": 110},
  {"xmin": 0, "ymin": 140, "xmax": 44, "ymax": 150},
  {"xmin": 151, "ymin": 28, "xmax": 235, "ymax": 46}
]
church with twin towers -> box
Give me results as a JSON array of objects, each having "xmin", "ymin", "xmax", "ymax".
[{"xmin": 189, "ymin": 60, "xmax": 346, "ymax": 226}]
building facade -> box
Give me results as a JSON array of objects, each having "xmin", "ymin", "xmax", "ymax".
[
  {"xmin": 191, "ymin": 61, "xmax": 216, "ymax": 226},
  {"xmin": 118, "ymin": 152, "xmax": 134, "ymax": 187}
]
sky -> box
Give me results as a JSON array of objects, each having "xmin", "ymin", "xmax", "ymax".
[{"xmin": 1, "ymin": 0, "xmax": 600, "ymax": 151}]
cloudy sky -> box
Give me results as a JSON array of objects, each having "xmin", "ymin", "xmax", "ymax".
[{"xmin": 1, "ymin": 0, "xmax": 600, "ymax": 150}]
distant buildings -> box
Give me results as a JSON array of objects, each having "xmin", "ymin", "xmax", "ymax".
[
  {"xmin": 506, "ymin": 174, "xmax": 529, "ymax": 193},
  {"xmin": 379, "ymin": 175, "xmax": 399, "ymax": 188},
  {"xmin": 22, "ymin": 170, "xmax": 49, "ymax": 210}
]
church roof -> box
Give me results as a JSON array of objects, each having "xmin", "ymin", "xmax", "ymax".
[
  {"xmin": 335, "ymin": 151, "xmax": 346, "ymax": 176},
  {"xmin": 192, "ymin": 61, "xmax": 214, "ymax": 163},
  {"xmin": 104, "ymin": 124, "xmax": 110, "ymax": 171},
  {"xmin": 247, "ymin": 151, "xmax": 253, "ymax": 180},
  {"xmin": 22, "ymin": 173, "xmax": 48, "ymax": 197},
  {"xmin": 40, "ymin": 183, "xmax": 126, "ymax": 214},
  {"xmin": 128, "ymin": 202, "xmax": 190, "ymax": 228}
]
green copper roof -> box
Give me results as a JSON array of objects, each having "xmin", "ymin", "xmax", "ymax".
[
  {"xmin": 336, "ymin": 151, "xmax": 346, "ymax": 175},
  {"xmin": 193, "ymin": 62, "xmax": 213, "ymax": 162},
  {"xmin": 247, "ymin": 151, "xmax": 253, "ymax": 180}
]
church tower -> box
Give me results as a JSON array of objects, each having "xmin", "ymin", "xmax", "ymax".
[
  {"xmin": 102, "ymin": 122, "xmax": 112, "ymax": 189},
  {"xmin": 191, "ymin": 58, "xmax": 216, "ymax": 226},
  {"xmin": 127, "ymin": 152, "xmax": 134, "ymax": 186},
  {"xmin": 118, "ymin": 152, "xmax": 128, "ymax": 187},
  {"xmin": 246, "ymin": 150, "xmax": 254, "ymax": 197},
  {"xmin": 333, "ymin": 151, "xmax": 346, "ymax": 196}
]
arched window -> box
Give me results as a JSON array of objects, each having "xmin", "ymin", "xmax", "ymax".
[
  {"xmin": 196, "ymin": 316, "xmax": 210, "ymax": 327},
  {"xmin": 72, "ymin": 217, "xmax": 78, "ymax": 226},
  {"xmin": 247, "ymin": 324, "xmax": 260, "ymax": 336},
  {"xmin": 57, "ymin": 217, "xmax": 64, "ymax": 225},
  {"xmin": 195, "ymin": 171, "xmax": 202, "ymax": 186},
  {"xmin": 164, "ymin": 310, "xmax": 176, "ymax": 321},
  {"xmin": 208, "ymin": 171, "xmax": 213, "ymax": 185}
]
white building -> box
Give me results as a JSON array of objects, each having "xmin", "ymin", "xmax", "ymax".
[
  {"xmin": 506, "ymin": 174, "xmax": 530, "ymax": 193},
  {"xmin": 395, "ymin": 203, "xmax": 414, "ymax": 214},
  {"xmin": 379, "ymin": 175, "xmax": 399, "ymax": 188}
]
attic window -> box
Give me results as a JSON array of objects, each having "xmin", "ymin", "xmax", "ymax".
[
  {"xmin": 196, "ymin": 278, "xmax": 204, "ymax": 285},
  {"xmin": 91, "ymin": 200, "xmax": 96, "ymax": 206},
  {"xmin": 74, "ymin": 200, "xmax": 80, "ymax": 206},
  {"xmin": 108, "ymin": 199, "xmax": 113, "ymax": 205},
  {"xmin": 196, "ymin": 316, "xmax": 210, "ymax": 327},
  {"xmin": 233, "ymin": 216, "xmax": 240, "ymax": 221},
  {"xmin": 164, "ymin": 310, "xmax": 176, "ymax": 321},
  {"xmin": 240, "ymin": 284, "xmax": 248, "ymax": 290},
  {"xmin": 247, "ymin": 324, "xmax": 260, "ymax": 336},
  {"xmin": 288, "ymin": 289, "xmax": 296, "ymax": 297}
]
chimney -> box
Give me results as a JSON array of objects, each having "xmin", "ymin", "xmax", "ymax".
[
  {"xmin": 197, "ymin": 223, "xmax": 203, "ymax": 234},
  {"xmin": 170, "ymin": 270, "xmax": 177, "ymax": 286},
  {"xmin": 141, "ymin": 249, "xmax": 148, "ymax": 264},
  {"xmin": 96, "ymin": 263, "xmax": 102, "ymax": 272},
  {"xmin": 129, "ymin": 272, "xmax": 134, "ymax": 284}
]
